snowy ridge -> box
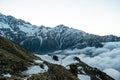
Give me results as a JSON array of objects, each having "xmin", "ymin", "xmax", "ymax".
[
  {"xmin": 2, "ymin": 73, "xmax": 11, "ymax": 78},
  {"xmin": 24, "ymin": 65, "xmax": 48, "ymax": 75},
  {"xmin": 0, "ymin": 13, "xmax": 120, "ymax": 53}
]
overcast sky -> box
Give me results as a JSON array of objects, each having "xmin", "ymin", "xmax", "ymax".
[{"xmin": 0, "ymin": 0, "xmax": 120, "ymax": 36}]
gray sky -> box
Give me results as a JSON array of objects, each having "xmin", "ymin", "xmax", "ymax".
[{"xmin": 0, "ymin": 0, "xmax": 120, "ymax": 36}]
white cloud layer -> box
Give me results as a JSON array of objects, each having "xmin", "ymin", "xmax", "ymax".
[{"xmin": 55, "ymin": 42, "xmax": 120, "ymax": 79}]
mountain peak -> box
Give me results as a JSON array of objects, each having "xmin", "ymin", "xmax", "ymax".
[
  {"xmin": 0, "ymin": 13, "xmax": 5, "ymax": 17},
  {"xmin": 56, "ymin": 24, "xmax": 68, "ymax": 28},
  {"xmin": 0, "ymin": 13, "xmax": 120, "ymax": 53}
]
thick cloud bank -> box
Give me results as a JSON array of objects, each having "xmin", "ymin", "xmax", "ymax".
[
  {"xmin": 80, "ymin": 42, "xmax": 120, "ymax": 71},
  {"xmin": 54, "ymin": 42, "xmax": 120, "ymax": 79}
]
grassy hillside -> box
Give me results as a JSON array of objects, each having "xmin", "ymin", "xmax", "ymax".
[
  {"xmin": 0, "ymin": 36, "xmax": 39, "ymax": 76},
  {"xmin": 0, "ymin": 36, "xmax": 114, "ymax": 80},
  {"xmin": 0, "ymin": 36, "xmax": 80, "ymax": 80}
]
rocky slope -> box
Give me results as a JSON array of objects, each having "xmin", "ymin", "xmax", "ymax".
[
  {"xmin": 0, "ymin": 36, "xmax": 80, "ymax": 80},
  {"xmin": 36, "ymin": 54, "xmax": 115, "ymax": 80},
  {"xmin": 0, "ymin": 36, "xmax": 115, "ymax": 80},
  {"xmin": 0, "ymin": 13, "xmax": 120, "ymax": 54}
]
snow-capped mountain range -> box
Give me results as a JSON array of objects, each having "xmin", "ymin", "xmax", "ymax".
[{"xmin": 0, "ymin": 13, "xmax": 120, "ymax": 54}]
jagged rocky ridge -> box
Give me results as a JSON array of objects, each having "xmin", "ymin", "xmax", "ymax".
[{"xmin": 0, "ymin": 13, "xmax": 120, "ymax": 54}]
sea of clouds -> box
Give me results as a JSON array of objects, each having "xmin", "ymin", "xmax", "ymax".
[{"xmin": 54, "ymin": 42, "xmax": 120, "ymax": 80}]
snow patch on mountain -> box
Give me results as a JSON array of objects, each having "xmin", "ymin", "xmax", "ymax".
[
  {"xmin": 24, "ymin": 65, "xmax": 48, "ymax": 75},
  {"xmin": 3, "ymin": 73, "xmax": 11, "ymax": 78},
  {"xmin": 78, "ymin": 75, "xmax": 90, "ymax": 80},
  {"xmin": 36, "ymin": 54, "xmax": 62, "ymax": 65},
  {"xmin": 34, "ymin": 60, "xmax": 43, "ymax": 64},
  {"xmin": 61, "ymin": 55, "xmax": 79, "ymax": 66},
  {"xmin": 0, "ymin": 22, "xmax": 12, "ymax": 30}
]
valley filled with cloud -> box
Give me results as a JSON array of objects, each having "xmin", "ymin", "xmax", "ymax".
[{"xmin": 52, "ymin": 42, "xmax": 120, "ymax": 80}]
